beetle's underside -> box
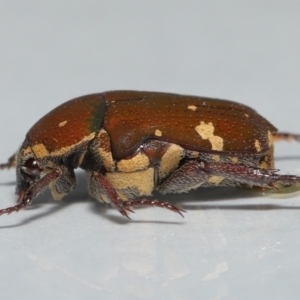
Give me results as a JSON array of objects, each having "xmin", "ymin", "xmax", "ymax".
[{"xmin": 0, "ymin": 131, "xmax": 300, "ymax": 218}]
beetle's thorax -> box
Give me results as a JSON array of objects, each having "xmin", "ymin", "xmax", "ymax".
[{"xmin": 26, "ymin": 94, "xmax": 106, "ymax": 160}]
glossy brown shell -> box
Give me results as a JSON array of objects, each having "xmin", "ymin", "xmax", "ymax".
[
  {"xmin": 26, "ymin": 94, "xmax": 106, "ymax": 152},
  {"xmin": 26, "ymin": 91, "xmax": 277, "ymax": 160},
  {"xmin": 102, "ymin": 91, "xmax": 277, "ymax": 159}
]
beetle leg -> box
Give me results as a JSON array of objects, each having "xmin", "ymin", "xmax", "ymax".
[
  {"xmin": 49, "ymin": 166, "xmax": 76, "ymax": 200},
  {"xmin": 273, "ymin": 132, "xmax": 300, "ymax": 142},
  {"xmin": 202, "ymin": 161, "xmax": 300, "ymax": 190},
  {"xmin": 89, "ymin": 171, "xmax": 132, "ymax": 218},
  {"xmin": 0, "ymin": 169, "xmax": 60, "ymax": 216},
  {"xmin": 158, "ymin": 160, "xmax": 300, "ymax": 193},
  {"xmin": 0, "ymin": 152, "xmax": 17, "ymax": 169},
  {"xmin": 120, "ymin": 199, "xmax": 185, "ymax": 217},
  {"xmin": 158, "ymin": 160, "xmax": 213, "ymax": 194},
  {"xmin": 89, "ymin": 171, "xmax": 184, "ymax": 218}
]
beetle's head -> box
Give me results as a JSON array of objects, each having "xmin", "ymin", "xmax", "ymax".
[
  {"xmin": 0, "ymin": 139, "xmax": 77, "ymax": 216},
  {"xmin": 15, "ymin": 141, "xmax": 42, "ymax": 196}
]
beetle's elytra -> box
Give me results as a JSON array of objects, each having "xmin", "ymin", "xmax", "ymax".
[{"xmin": 1, "ymin": 90, "xmax": 300, "ymax": 219}]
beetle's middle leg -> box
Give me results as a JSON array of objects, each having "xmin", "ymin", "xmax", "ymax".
[{"xmin": 88, "ymin": 171, "xmax": 185, "ymax": 219}]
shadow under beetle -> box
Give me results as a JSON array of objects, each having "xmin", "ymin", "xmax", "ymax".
[{"xmin": 1, "ymin": 91, "xmax": 300, "ymax": 219}]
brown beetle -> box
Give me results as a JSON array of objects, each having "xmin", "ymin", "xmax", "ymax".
[{"xmin": 1, "ymin": 91, "xmax": 300, "ymax": 219}]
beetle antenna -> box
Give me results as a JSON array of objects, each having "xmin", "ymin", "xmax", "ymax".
[
  {"xmin": 0, "ymin": 153, "xmax": 17, "ymax": 169},
  {"xmin": 0, "ymin": 162, "xmax": 12, "ymax": 169}
]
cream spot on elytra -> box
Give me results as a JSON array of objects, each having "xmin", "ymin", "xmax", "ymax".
[
  {"xmin": 188, "ymin": 105, "xmax": 197, "ymax": 111},
  {"xmin": 155, "ymin": 129, "xmax": 162, "ymax": 136},
  {"xmin": 195, "ymin": 121, "xmax": 224, "ymax": 151},
  {"xmin": 59, "ymin": 120, "xmax": 68, "ymax": 128},
  {"xmin": 255, "ymin": 139, "xmax": 262, "ymax": 152}
]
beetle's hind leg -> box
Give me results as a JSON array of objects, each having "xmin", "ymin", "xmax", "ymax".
[
  {"xmin": 0, "ymin": 152, "xmax": 17, "ymax": 169},
  {"xmin": 200, "ymin": 161, "xmax": 300, "ymax": 191},
  {"xmin": 273, "ymin": 132, "xmax": 300, "ymax": 143},
  {"xmin": 158, "ymin": 160, "xmax": 300, "ymax": 194},
  {"xmin": 157, "ymin": 160, "xmax": 230, "ymax": 194},
  {"xmin": 88, "ymin": 171, "xmax": 185, "ymax": 219}
]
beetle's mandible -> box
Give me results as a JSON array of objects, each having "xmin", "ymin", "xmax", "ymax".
[{"xmin": 1, "ymin": 90, "xmax": 300, "ymax": 219}]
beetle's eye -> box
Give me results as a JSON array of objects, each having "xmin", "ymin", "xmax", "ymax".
[{"xmin": 22, "ymin": 158, "xmax": 42, "ymax": 177}]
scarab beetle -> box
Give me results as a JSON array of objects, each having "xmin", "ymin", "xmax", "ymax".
[{"xmin": 1, "ymin": 90, "xmax": 300, "ymax": 218}]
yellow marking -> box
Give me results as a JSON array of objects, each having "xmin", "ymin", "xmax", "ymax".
[
  {"xmin": 159, "ymin": 144, "xmax": 184, "ymax": 179},
  {"xmin": 195, "ymin": 121, "xmax": 224, "ymax": 151},
  {"xmin": 188, "ymin": 105, "xmax": 197, "ymax": 111},
  {"xmin": 31, "ymin": 133, "xmax": 96, "ymax": 159},
  {"xmin": 99, "ymin": 194, "xmax": 111, "ymax": 203},
  {"xmin": 58, "ymin": 120, "xmax": 68, "ymax": 128},
  {"xmin": 195, "ymin": 121, "xmax": 214, "ymax": 139},
  {"xmin": 32, "ymin": 144, "xmax": 50, "ymax": 159},
  {"xmin": 78, "ymin": 150, "xmax": 87, "ymax": 167},
  {"xmin": 100, "ymin": 150, "xmax": 115, "ymax": 171},
  {"xmin": 105, "ymin": 168, "xmax": 154, "ymax": 198},
  {"xmin": 155, "ymin": 129, "xmax": 162, "ymax": 137},
  {"xmin": 97, "ymin": 129, "xmax": 115, "ymax": 172},
  {"xmin": 254, "ymin": 139, "xmax": 262, "ymax": 152},
  {"xmin": 52, "ymin": 133, "xmax": 96, "ymax": 156},
  {"xmin": 209, "ymin": 136, "xmax": 223, "ymax": 151},
  {"xmin": 267, "ymin": 130, "xmax": 273, "ymax": 147},
  {"xmin": 49, "ymin": 182, "xmax": 67, "ymax": 200},
  {"xmin": 117, "ymin": 153, "xmax": 149, "ymax": 172},
  {"xmin": 208, "ymin": 176, "xmax": 224, "ymax": 185},
  {"xmin": 212, "ymin": 155, "xmax": 220, "ymax": 162},
  {"xmin": 231, "ymin": 157, "xmax": 238, "ymax": 164},
  {"xmin": 188, "ymin": 151, "xmax": 199, "ymax": 158},
  {"xmin": 260, "ymin": 161, "xmax": 268, "ymax": 169},
  {"xmin": 244, "ymin": 114, "xmax": 249, "ymax": 117},
  {"xmin": 23, "ymin": 146, "xmax": 32, "ymax": 155}
]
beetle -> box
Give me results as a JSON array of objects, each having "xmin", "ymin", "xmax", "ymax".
[{"xmin": 0, "ymin": 90, "xmax": 300, "ymax": 219}]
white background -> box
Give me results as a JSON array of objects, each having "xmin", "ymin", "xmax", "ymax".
[{"xmin": 1, "ymin": 1, "xmax": 300, "ymax": 299}]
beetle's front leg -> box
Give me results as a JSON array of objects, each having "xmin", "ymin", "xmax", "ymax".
[
  {"xmin": 0, "ymin": 169, "xmax": 61, "ymax": 215},
  {"xmin": 88, "ymin": 171, "xmax": 184, "ymax": 219},
  {"xmin": 49, "ymin": 166, "xmax": 77, "ymax": 200}
]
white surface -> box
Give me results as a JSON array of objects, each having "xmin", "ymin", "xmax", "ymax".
[{"xmin": 1, "ymin": 1, "xmax": 300, "ymax": 300}]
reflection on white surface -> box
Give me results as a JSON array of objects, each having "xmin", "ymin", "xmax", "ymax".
[{"xmin": 1, "ymin": 169, "xmax": 300, "ymax": 299}]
